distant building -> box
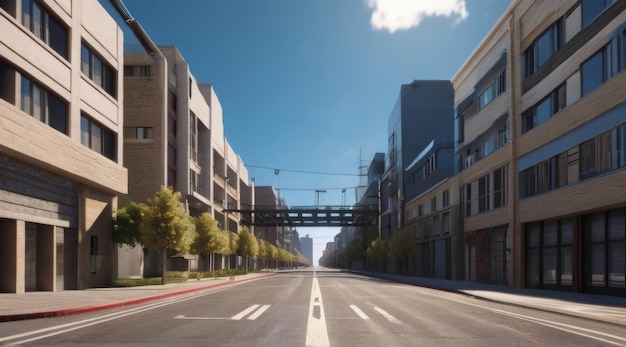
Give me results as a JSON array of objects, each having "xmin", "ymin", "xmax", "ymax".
[
  {"xmin": 0, "ymin": 0, "xmax": 127, "ymax": 291},
  {"xmin": 380, "ymin": 80, "xmax": 454, "ymax": 243},
  {"xmin": 300, "ymin": 234, "xmax": 313, "ymax": 265}
]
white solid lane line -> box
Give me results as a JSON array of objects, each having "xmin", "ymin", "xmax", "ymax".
[{"xmin": 305, "ymin": 273, "xmax": 330, "ymax": 347}]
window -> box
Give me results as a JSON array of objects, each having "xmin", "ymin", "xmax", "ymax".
[
  {"xmin": 442, "ymin": 212, "xmax": 450, "ymax": 235},
  {"xmin": 81, "ymin": 43, "xmax": 116, "ymax": 97},
  {"xmin": 582, "ymin": 0, "xmax": 616, "ymax": 28},
  {"xmin": 442, "ymin": 190, "xmax": 449, "ymax": 208},
  {"xmin": 581, "ymin": 48, "xmax": 607, "ymax": 96},
  {"xmin": 521, "ymin": 84, "xmax": 566, "ymax": 133},
  {"xmin": 478, "ymin": 175, "xmax": 489, "ymax": 213},
  {"xmin": 526, "ymin": 219, "xmax": 574, "ymax": 289},
  {"xmin": 124, "ymin": 65, "xmax": 150, "ymax": 77},
  {"xmin": 136, "ymin": 127, "xmax": 153, "ymax": 139},
  {"xmin": 20, "ymin": 75, "xmax": 67, "ymax": 134},
  {"xmin": 478, "ymin": 70, "xmax": 506, "ymax": 111},
  {"xmin": 81, "ymin": 114, "xmax": 116, "ymax": 161},
  {"xmin": 465, "ymin": 166, "xmax": 507, "ymax": 217},
  {"xmin": 580, "ymin": 138, "xmax": 596, "ymax": 180},
  {"xmin": 431, "ymin": 196, "xmax": 437, "ymax": 212},
  {"xmin": 21, "ymin": 0, "xmax": 68, "ymax": 58},
  {"xmin": 523, "ymin": 19, "xmax": 564, "ymax": 78},
  {"xmin": 493, "ymin": 167, "xmax": 506, "ymax": 208},
  {"xmin": 190, "ymin": 112, "xmax": 198, "ymax": 162}
]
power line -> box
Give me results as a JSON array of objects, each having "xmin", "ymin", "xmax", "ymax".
[
  {"xmin": 277, "ymin": 186, "xmax": 358, "ymax": 191},
  {"xmin": 246, "ymin": 165, "xmax": 363, "ymax": 177}
]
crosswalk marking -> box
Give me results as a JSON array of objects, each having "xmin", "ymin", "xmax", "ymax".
[
  {"xmin": 231, "ymin": 305, "xmax": 260, "ymax": 320},
  {"xmin": 247, "ymin": 305, "xmax": 271, "ymax": 320},
  {"xmin": 350, "ymin": 305, "xmax": 370, "ymax": 320}
]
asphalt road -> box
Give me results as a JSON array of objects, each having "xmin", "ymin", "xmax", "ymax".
[{"xmin": 2, "ymin": 267, "xmax": 626, "ymax": 346}]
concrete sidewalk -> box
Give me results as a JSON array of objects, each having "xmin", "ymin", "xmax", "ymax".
[
  {"xmin": 2, "ymin": 270, "xmax": 626, "ymax": 326},
  {"xmin": 0, "ymin": 273, "xmax": 275, "ymax": 322}
]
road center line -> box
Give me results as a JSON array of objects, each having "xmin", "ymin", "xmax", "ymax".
[{"xmin": 305, "ymin": 272, "xmax": 329, "ymax": 347}]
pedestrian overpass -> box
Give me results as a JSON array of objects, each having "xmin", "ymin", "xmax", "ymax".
[{"xmin": 225, "ymin": 205, "xmax": 379, "ymax": 227}]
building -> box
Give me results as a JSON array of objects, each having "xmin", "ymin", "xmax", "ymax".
[
  {"xmin": 300, "ymin": 234, "xmax": 313, "ymax": 265},
  {"xmin": 0, "ymin": 0, "xmax": 127, "ymax": 291},
  {"xmin": 450, "ymin": 0, "xmax": 626, "ymax": 296},
  {"xmin": 453, "ymin": 9, "xmax": 511, "ymax": 286},
  {"xmin": 380, "ymin": 80, "xmax": 454, "ymax": 241},
  {"xmin": 253, "ymin": 186, "xmax": 284, "ymax": 248}
]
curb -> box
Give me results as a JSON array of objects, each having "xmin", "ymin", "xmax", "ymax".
[{"xmin": 0, "ymin": 273, "xmax": 275, "ymax": 323}]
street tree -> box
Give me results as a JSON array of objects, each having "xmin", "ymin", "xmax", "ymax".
[
  {"xmin": 139, "ymin": 186, "xmax": 194, "ymax": 284},
  {"xmin": 227, "ymin": 231, "xmax": 239, "ymax": 269},
  {"xmin": 190, "ymin": 213, "xmax": 229, "ymax": 278},
  {"xmin": 257, "ymin": 239, "xmax": 269, "ymax": 269},
  {"xmin": 112, "ymin": 201, "xmax": 143, "ymax": 248},
  {"xmin": 237, "ymin": 227, "xmax": 258, "ymax": 272},
  {"xmin": 389, "ymin": 229, "xmax": 416, "ymax": 275},
  {"xmin": 366, "ymin": 238, "xmax": 389, "ymax": 272}
]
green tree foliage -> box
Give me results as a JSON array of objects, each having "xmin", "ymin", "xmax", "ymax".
[
  {"xmin": 366, "ymin": 238, "xmax": 389, "ymax": 259},
  {"xmin": 389, "ymin": 229, "xmax": 416, "ymax": 259},
  {"xmin": 237, "ymin": 228, "xmax": 258, "ymax": 272},
  {"xmin": 112, "ymin": 201, "xmax": 143, "ymax": 248},
  {"xmin": 228, "ymin": 231, "xmax": 239, "ymax": 256},
  {"xmin": 139, "ymin": 186, "xmax": 194, "ymax": 284},
  {"xmin": 190, "ymin": 213, "xmax": 228, "ymax": 256},
  {"xmin": 190, "ymin": 213, "xmax": 229, "ymax": 276}
]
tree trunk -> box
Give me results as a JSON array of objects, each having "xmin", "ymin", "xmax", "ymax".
[{"xmin": 161, "ymin": 248, "xmax": 167, "ymax": 285}]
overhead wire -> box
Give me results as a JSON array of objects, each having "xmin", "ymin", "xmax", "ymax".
[{"xmin": 246, "ymin": 165, "xmax": 363, "ymax": 177}]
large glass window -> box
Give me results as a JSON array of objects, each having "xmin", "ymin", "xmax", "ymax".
[
  {"xmin": 584, "ymin": 209, "xmax": 626, "ymax": 291},
  {"xmin": 526, "ymin": 218, "xmax": 574, "ymax": 289},
  {"xmin": 80, "ymin": 114, "xmax": 116, "ymax": 161},
  {"xmin": 81, "ymin": 43, "xmax": 116, "ymax": 98},
  {"xmin": 581, "ymin": 49, "xmax": 606, "ymax": 96},
  {"xmin": 521, "ymin": 84, "xmax": 566, "ymax": 134},
  {"xmin": 582, "ymin": 0, "xmax": 616, "ymax": 28},
  {"xmin": 21, "ymin": 0, "xmax": 68, "ymax": 59},
  {"xmin": 523, "ymin": 20, "xmax": 564, "ymax": 78},
  {"xmin": 20, "ymin": 75, "xmax": 67, "ymax": 134}
]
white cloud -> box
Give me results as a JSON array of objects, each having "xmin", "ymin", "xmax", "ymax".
[{"xmin": 367, "ymin": 0, "xmax": 469, "ymax": 33}]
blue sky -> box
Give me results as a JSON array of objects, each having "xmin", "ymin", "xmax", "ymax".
[{"xmin": 103, "ymin": 0, "xmax": 512, "ymax": 263}]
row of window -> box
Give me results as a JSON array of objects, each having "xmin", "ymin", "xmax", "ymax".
[
  {"xmin": 406, "ymin": 189, "xmax": 450, "ymax": 222},
  {"xmin": 464, "ymin": 166, "xmax": 507, "ymax": 217},
  {"xmin": 2, "ymin": 1, "xmax": 118, "ymax": 98},
  {"xmin": 523, "ymin": 0, "xmax": 617, "ymax": 80},
  {"xmin": 462, "ymin": 125, "xmax": 509, "ymax": 169},
  {"xmin": 520, "ymin": 122, "xmax": 626, "ymax": 199},
  {"xmin": 526, "ymin": 206, "xmax": 626, "ymax": 291},
  {"xmin": 20, "ymin": 0, "xmax": 68, "ymax": 59}
]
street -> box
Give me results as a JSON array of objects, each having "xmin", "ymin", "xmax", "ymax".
[{"xmin": 1, "ymin": 267, "xmax": 626, "ymax": 346}]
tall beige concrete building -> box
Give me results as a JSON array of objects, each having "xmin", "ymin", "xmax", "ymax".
[{"xmin": 0, "ymin": 0, "xmax": 127, "ymax": 291}]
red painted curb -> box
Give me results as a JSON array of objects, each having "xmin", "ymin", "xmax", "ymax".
[{"xmin": 0, "ymin": 273, "xmax": 274, "ymax": 323}]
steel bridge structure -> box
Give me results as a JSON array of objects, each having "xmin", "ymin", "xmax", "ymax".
[{"xmin": 225, "ymin": 205, "xmax": 379, "ymax": 227}]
